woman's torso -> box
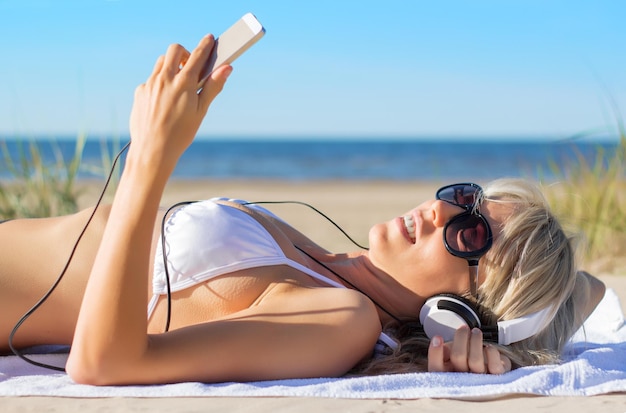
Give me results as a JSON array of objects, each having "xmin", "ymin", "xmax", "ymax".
[
  {"xmin": 147, "ymin": 198, "xmax": 349, "ymax": 332},
  {"xmin": 0, "ymin": 199, "xmax": 351, "ymax": 349}
]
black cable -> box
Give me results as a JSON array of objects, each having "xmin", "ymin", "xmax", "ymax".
[
  {"xmin": 242, "ymin": 200, "xmax": 369, "ymax": 250},
  {"xmin": 8, "ymin": 141, "xmax": 131, "ymax": 372},
  {"xmin": 292, "ymin": 244, "xmax": 401, "ymax": 323},
  {"xmin": 160, "ymin": 201, "xmax": 195, "ymax": 332},
  {"xmin": 243, "ymin": 200, "xmax": 400, "ymax": 322}
]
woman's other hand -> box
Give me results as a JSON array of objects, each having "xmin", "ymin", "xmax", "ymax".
[
  {"xmin": 427, "ymin": 326, "xmax": 512, "ymax": 374},
  {"xmin": 129, "ymin": 34, "xmax": 232, "ymax": 171}
]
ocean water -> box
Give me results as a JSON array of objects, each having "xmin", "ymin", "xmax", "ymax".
[{"xmin": 0, "ymin": 137, "xmax": 619, "ymax": 182}]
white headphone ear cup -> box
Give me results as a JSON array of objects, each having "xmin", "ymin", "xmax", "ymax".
[{"xmin": 419, "ymin": 295, "xmax": 482, "ymax": 343}]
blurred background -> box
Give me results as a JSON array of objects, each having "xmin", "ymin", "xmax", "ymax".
[{"xmin": 0, "ymin": 0, "xmax": 624, "ymax": 271}]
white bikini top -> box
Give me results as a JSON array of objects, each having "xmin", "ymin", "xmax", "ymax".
[{"xmin": 149, "ymin": 198, "xmax": 397, "ymax": 350}]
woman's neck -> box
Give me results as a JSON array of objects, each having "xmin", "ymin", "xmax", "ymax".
[{"xmin": 302, "ymin": 249, "xmax": 422, "ymax": 325}]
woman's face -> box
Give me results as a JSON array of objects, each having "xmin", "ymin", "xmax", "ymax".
[{"xmin": 367, "ymin": 197, "xmax": 511, "ymax": 309}]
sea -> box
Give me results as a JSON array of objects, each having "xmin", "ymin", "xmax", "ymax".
[{"xmin": 0, "ymin": 136, "xmax": 621, "ymax": 182}]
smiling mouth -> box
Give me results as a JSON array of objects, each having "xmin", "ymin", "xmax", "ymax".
[{"xmin": 403, "ymin": 215, "xmax": 416, "ymax": 243}]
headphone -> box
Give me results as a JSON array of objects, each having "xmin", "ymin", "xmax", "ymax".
[{"xmin": 419, "ymin": 293, "xmax": 553, "ymax": 346}]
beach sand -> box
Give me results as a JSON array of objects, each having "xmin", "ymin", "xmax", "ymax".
[{"xmin": 2, "ymin": 179, "xmax": 625, "ymax": 412}]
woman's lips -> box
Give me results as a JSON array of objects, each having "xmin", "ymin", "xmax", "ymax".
[{"xmin": 401, "ymin": 214, "xmax": 416, "ymax": 243}]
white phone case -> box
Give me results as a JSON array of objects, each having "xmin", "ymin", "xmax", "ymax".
[{"xmin": 197, "ymin": 13, "xmax": 265, "ymax": 89}]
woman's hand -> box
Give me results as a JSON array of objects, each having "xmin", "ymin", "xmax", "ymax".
[
  {"xmin": 427, "ymin": 326, "xmax": 512, "ymax": 374},
  {"xmin": 128, "ymin": 34, "xmax": 232, "ymax": 171}
]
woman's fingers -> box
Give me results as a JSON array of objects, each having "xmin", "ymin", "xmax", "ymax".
[
  {"xmin": 181, "ymin": 34, "xmax": 216, "ymax": 79},
  {"xmin": 146, "ymin": 35, "xmax": 232, "ymax": 101},
  {"xmin": 467, "ymin": 328, "xmax": 487, "ymax": 373},
  {"xmin": 427, "ymin": 326, "xmax": 510, "ymax": 374},
  {"xmin": 427, "ymin": 335, "xmax": 446, "ymax": 372},
  {"xmin": 150, "ymin": 55, "xmax": 166, "ymax": 79},
  {"xmin": 163, "ymin": 35, "xmax": 233, "ymax": 110},
  {"xmin": 449, "ymin": 325, "xmax": 471, "ymax": 372},
  {"xmin": 162, "ymin": 43, "xmax": 191, "ymax": 78},
  {"xmin": 484, "ymin": 345, "xmax": 511, "ymax": 374},
  {"xmin": 197, "ymin": 64, "xmax": 232, "ymax": 109}
]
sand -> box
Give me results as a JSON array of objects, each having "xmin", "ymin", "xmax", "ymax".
[{"xmin": 2, "ymin": 179, "xmax": 625, "ymax": 412}]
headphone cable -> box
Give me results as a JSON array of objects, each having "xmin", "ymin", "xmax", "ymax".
[{"xmin": 8, "ymin": 141, "xmax": 131, "ymax": 372}]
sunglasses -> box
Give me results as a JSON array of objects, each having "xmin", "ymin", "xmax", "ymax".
[{"xmin": 436, "ymin": 183, "xmax": 493, "ymax": 294}]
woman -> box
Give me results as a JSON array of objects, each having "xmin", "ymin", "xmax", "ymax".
[{"xmin": 0, "ymin": 35, "xmax": 604, "ymax": 385}]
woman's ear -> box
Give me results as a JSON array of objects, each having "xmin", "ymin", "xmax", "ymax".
[{"xmin": 572, "ymin": 270, "xmax": 606, "ymax": 331}]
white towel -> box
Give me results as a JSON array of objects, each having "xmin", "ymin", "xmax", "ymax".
[{"xmin": 1, "ymin": 289, "xmax": 624, "ymax": 400}]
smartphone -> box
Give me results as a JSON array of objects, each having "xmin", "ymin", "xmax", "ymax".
[{"xmin": 197, "ymin": 13, "xmax": 265, "ymax": 89}]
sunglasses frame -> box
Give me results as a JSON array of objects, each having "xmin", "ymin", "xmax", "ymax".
[{"xmin": 436, "ymin": 183, "xmax": 494, "ymax": 296}]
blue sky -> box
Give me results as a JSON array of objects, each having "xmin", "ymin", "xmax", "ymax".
[{"xmin": 0, "ymin": 0, "xmax": 624, "ymax": 140}]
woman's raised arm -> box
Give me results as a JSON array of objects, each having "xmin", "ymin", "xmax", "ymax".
[{"xmin": 65, "ymin": 35, "xmax": 232, "ymax": 384}]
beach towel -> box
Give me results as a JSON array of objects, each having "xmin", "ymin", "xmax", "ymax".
[{"xmin": 1, "ymin": 288, "xmax": 624, "ymax": 400}]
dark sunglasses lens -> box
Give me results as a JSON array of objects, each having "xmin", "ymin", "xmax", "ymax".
[
  {"xmin": 437, "ymin": 184, "xmax": 479, "ymax": 207},
  {"xmin": 445, "ymin": 214, "xmax": 491, "ymax": 255}
]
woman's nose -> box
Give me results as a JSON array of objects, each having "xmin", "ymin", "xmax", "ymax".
[{"xmin": 431, "ymin": 200, "xmax": 466, "ymax": 227}]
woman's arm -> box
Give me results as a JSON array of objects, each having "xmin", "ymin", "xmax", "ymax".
[
  {"xmin": 71, "ymin": 277, "xmax": 380, "ymax": 384},
  {"xmin": 65, "ymin": 35, "xmax": 232, "ymax": 384}
]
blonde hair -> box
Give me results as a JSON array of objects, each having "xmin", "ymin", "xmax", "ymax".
[{"xmin": 352, "ymin": 178, "xmax": 580, "ymax": 375}]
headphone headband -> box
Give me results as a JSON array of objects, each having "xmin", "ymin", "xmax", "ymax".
[{"xmin": 496, "ymin": 305, "xmax": 553, "ymax": 345}]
